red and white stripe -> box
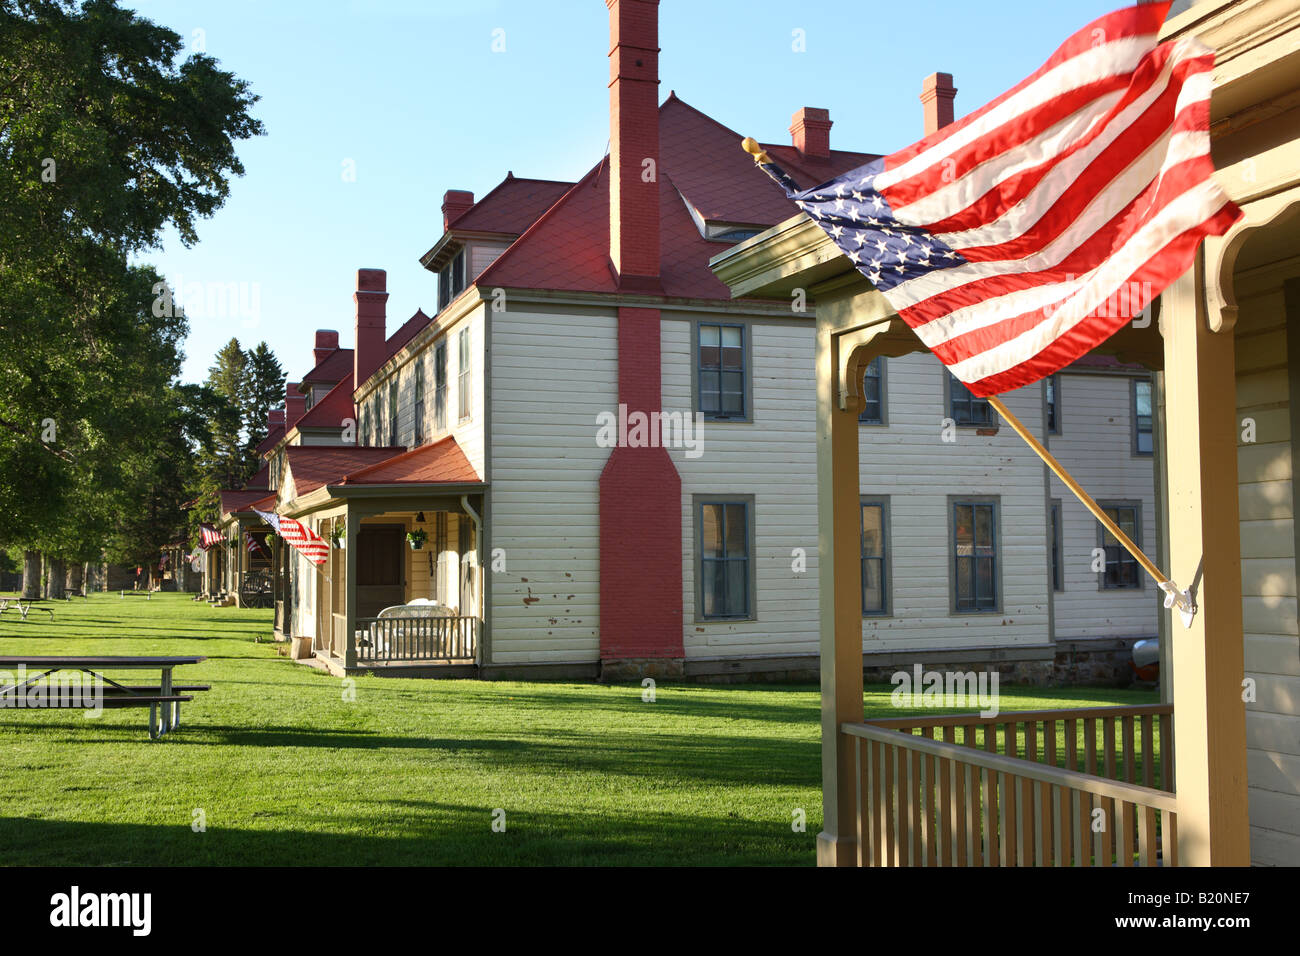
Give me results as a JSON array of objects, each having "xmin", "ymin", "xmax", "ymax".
[
  {"xmin": 877, "ymin": 2, "xmax": 1239, "ymax": 396},
  {"xmin": 279, "ymin": 516, "xmax": 329, "ymax": 566}
]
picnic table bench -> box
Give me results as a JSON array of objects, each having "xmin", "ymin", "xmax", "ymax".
[
  {"xmin": 0, "ymin": 597, "xmax": 54, "ymax": 622},
  {"xmin": 0, "ymin": 655, "xmax": 207, "ymax": 739}
]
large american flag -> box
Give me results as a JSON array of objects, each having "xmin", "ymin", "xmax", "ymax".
[
  {"xmin": 762, "ymin": 2, "xmax": 1240, "ymax": 396},
  {"xmin": 254, "ymin": 507, "xmax": 328, "ymax": 565},
  {"xmin": 198, "ymin": 523, "xmax": 223, "ymax": 550}
]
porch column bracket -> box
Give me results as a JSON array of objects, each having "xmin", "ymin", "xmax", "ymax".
[
  {"xmin": 833, "ymin": 317, "xmax": 925, "ymax": 412},
  {"xmin": 1202, "ymin": 184, "xmax": 1300, "ymax": 333}
]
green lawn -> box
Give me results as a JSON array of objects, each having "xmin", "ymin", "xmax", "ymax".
[{"xmin": 0, "ymin": 592, "xmax": 1158, "ymax": 865}]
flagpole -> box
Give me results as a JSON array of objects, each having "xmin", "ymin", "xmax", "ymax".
[{"xmin": 987, "ymin": 395, "xmax": 1193, "ymax": 623}]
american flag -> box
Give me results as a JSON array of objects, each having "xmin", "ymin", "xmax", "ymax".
[
  {"xmin": 199, "ymin": 523, "xmax": 223, "ymax": 550},
  {"xmin": 244, "ymin": 531, "xmax": 266, "ymax": 555},
  {"xmin": 761, "ymin": 2, "xmax": 1239, "ymax": 396},
  {"xmin": 255, "ymin": 507, "xmax": 328, "ymax": 565}
]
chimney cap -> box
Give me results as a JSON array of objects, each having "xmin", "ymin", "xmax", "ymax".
[
  {"xmin": 920, "ymin": 72, "xmax": 957, "ymax": 100},
  {"xmin": 356, "ymin": 268, "xmax": 386, "ymax": 293}
]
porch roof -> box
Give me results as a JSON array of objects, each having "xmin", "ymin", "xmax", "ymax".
[
  {"xmin": 219, "ymin": 489, "xmax": 275, "ymax": 519},
  {"xmin": 283, "ymin": 445, "xmax": 408, "ymax": 497},
  {"xmin": 334, "ymin": 435, "xmax": 482, "ymax": 487}
]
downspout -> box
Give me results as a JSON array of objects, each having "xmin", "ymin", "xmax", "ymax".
[{"xmin": 461, "ymin": 494, "xmax": 484, "ymax": 664}]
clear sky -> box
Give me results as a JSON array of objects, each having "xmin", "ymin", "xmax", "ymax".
[{"xmin": 127, "ymin": 0, "xmax": 1126, "ymax": 386}]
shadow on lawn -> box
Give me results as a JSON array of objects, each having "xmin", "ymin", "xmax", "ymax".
[{"xmin": 0, "ymin": 798, "xmax": 817, "ymax": 866}]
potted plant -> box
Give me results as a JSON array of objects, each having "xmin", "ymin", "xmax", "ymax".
[
  {"xmin": 406, "ymin": 528, "xmax": 427, "ymax": 551},
  {"xmin": 330, "ymin": 525, "xmax": 346, "ymax": 550}
]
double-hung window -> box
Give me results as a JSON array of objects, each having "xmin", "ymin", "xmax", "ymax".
[
  {"xmin": 458, "ymin": 329, "xmax": 471, "ymax": 422},
  {"xmin": 1132, "ymin": 379, "xmax": 1154, "ymax": 455},
  {"xmin": 948, "ymin": 374, "xmax": 996, "ymax": 427},
  {"xmin": 1049, "ymin": 500, "xmax": 1063, "ymax": 591},
  {"xmin": 861, "ymin": 499, "xmax": 889, "ymax": 614},
  {"xmin": 434, "ymin": 343, "xmax": 447, "ymax": 431},
  {"xmin": 388, "ymin": 381, "xmax": 399, "ymax": 446},
  {"xmin": 1099, "ymin": 503, "xmax": 1142, "ymax": 589},
  {"xmin": 413, "ymin": 363, "xmax": 426, "ymax": 446},
  {"xmin": 859, "ymin": 358, "xmax": 885, "ymax": 424},
  {"xmin": 698, "ymin": 323, "xmax": 746, "ymax": 420},
  {"xmin": 1046, "ymin": 375, "xmax": 1061, "ymax": 434},
  {"xmin": 953, "ymin": 499, "xmax": 999, "ymax": 612},
  {"xmin": 698, "ymin": 498, "xmax": 752, "ymax": 619}
]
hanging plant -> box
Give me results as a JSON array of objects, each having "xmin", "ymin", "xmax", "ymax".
[
  {"xmin": 330, "ymin": 525, "xmax": 346, "ymax": 549},
  {"xmin": 406, "ymin": 528, "xmax": 427, "ymax": 551}
]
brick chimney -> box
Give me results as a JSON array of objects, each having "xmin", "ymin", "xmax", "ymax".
[
  {"xmin": 790, "ymin": 107, "xmax": 832, "ymax": 158},
  {"xmin": 442, "ymin": 190, "xmax": 474, "ymax": 230},
  {"xmin": 921, "ymin": 72, "xmax": 957, "ymax": 135},
  {"xmin": 353, "ymin": 268, "xmax": 388, "ymax": 390},
  {"xmin": 313, "ymin": 329, "xmax": 339, "ymax": 367},
  {"xmin": 268, "ymin": 408, "xmax": 285, "ymax": 432},
  {"xmin": 606, "ymin": 0, "xmax": 660, "ymax": 288},
  {"xmin": 284, "ymin": 383, "xmax": 306, "ymax": 432}
]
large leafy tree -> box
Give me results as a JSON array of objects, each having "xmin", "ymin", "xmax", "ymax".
[{"xmin": 0, "ymin": 0, "xmax": 263, "ymax": 591}]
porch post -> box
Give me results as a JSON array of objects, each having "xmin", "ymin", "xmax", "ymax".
[
  {"xmin": 1161, "ymin": 258, "xmax": 1250, "ymax": 865},
  {"xmin": 344, "ymin": 507, "xmax": 359, "ymax": 669},
  {"xmin": 815, "ymin": 307, "xmax": 864, "ymax": 867}
]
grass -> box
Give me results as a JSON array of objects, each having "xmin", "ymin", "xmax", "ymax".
[{"xmin": 0, "ymin": 592, "xmax": 1158, "ymax": 865}]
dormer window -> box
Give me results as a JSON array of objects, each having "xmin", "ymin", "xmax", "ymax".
[{"xmin": 437, "ymin": 249, "xmax": 466, "ymax": 313}]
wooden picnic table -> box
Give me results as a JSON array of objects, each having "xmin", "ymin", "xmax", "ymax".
[
  {"xmin": 0, "ymin": 597, "xmax": 54, "ymax": 622},
  {"xmin": 0, "ymin": 655, "xmax": 207, "ymax": 739}
]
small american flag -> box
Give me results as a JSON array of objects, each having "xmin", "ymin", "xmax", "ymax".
[
  {"xmin": 244, "ymin": 531, "xmax": 266, "ymax": 555},
  {"xmin": 199, "ymin": 523, "xmax": 223, "ymax": 550},
  {"xmin": 761, "ymin": 2, "xmax": 1239, "ymax": 396},
  {"xmin": 255, "ymin": 507, "xmax": 328, "ymax": 565}
]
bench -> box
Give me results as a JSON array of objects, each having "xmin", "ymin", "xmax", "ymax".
[{"xmin": 0, "ymin": 598, "xmax": 54, "ymax": 622}]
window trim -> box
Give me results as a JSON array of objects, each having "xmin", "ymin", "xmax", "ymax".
[
  {"xmin": 693, "ymin": 494, "xmax": 757, "ymax": 622},
  {"xmin": 457, "ymin": 328, "xmax": 472, "ymax": 423},
  {"xmin": 413, "ymin": 361, "xmax": 425, "ymax": 447},
  {"xmin": 388, "ymin": 380, "xmax": 399, "ymax": 446},
  {"xmin": 1096, "ymin": 499, "xmax": 1144, "ymax": 591},
  {"xmin": 944, "ymin": 372, "xmax": 998, "ymax": 428},
  {"xmin": 1049, "ymin": 498, "xmax": 1064, "ymax": 592},
  {"xmin": 434, "ymin": 341, "xmax": 447, "ymax": 432},
  {"xmin": 859, "ymin": 357, "xmax": 888, "ymax": 426},
  {"xmin": 692, "ymin": 320, "xmax": 753, "ymax": 423},
  {"xmin": 860, "ymin": 496, "xmax": 891, "ymax": 617},
  {"xmin": 1131, "ymin": 377, "xmax": 1154, "ymax": 457},
  {"xmin": 947, "ymin": 496, "xmax": 1003, "ymax": 614}
]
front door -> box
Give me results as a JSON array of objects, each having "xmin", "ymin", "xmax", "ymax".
[{"xmin": 356, "ymin": 525, "xmax": 405, "ymax": 618}]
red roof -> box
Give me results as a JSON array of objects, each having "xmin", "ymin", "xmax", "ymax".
[
  {"xmin": 477, "ymin": 94, "xmax": 877, "ymax": 300},
  {"xmin": 294, "ymin": 372, "xmax": 355, "ymax": 432},
  {"xmin": 220, "ymin": 489, "xmax": 273, "ymax": 517},
  {"xmin": 282, "ymin": 445, "xmax": 406, "ymax": 497},
  {"xmin": 336, "ymin": 436, "xmax": 482, "ymax": 486},
  {"xmin": 255, "ymin": 424, "xmax": 285, "ymax": 457},
  {"xmin": 244, "ymin": 463, "xmax": 271, "ymax": 490},
  {"xmin": 449, "ymin": 175, "xmax": 575, "ymax": 235},
  {"xmin": 385, "ymin": 309, "xmax": 429, "ymax": 361},
  {"xmin": 299, "ymin": 346, "xmax": 354, "ymax": 388}
]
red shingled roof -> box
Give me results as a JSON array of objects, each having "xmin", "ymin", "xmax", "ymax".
[
  {"xmin": 449, "ymin": 175, "xmax": 575, "ymax": 235},
  {"xmin": 477, "ymin": 94, "xmax": 878, "ymax": 300},
  {"xmin": 283, "ymin": 445, "xmax": 406, "ymax": 497},
  {"xmin": 255, "ymin": 424, "xmax": 285, "ymax": 457},
  {"xmin": 244, "ymin": 464, "xmax": 271, "ymax": 490},
  {"xmin": 337, "ymin": 436, "xmax": 482, "ymax": 486},
  {"xmin": 220, "ymin": 489, "xmax": 274, "ymax": 518},
  {"xmin": 295, "ymin": 372, "xmax": 355, "ymax": 432},
  {"xmin": 385, "ymin": 309, "xmax": 429, "ymax": 361},
  {"xmin": 299, "ymin": 346, "xmax": 354, "ymax": 388}
]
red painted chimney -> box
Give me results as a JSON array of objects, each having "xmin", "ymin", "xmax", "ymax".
[
  {"xmin": 606, "ymin": 0, "xmax": 660, "ymax": 288},
  {"xmin": 353, "ymin": 268, "xmax": 388, "ymax": 390},
  {"xmin": 284, "ymin": 382, "xmax": 306, "ymax": 432},
  {"xmin": 442, "ymin": 190, "xmax": 474, "ymax": 230},
  {"xmin": 921, "ymin": 72, "xmax": 957, "ymax": 135},
  {"xmin": 790, "ymin": 107, "xmax": 832, "ymax": 158},
  {"xmin": 313, "ymin": 329, "xmax": 339, "ymax": 368}
]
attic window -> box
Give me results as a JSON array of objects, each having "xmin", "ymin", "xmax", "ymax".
[
  {"xmin": 437, "ymin": 249, "xmax": 466, "ymax": 312},
  {"xmin": 713, "ymin": 228, "xmax": 761, "ymax": 243}
]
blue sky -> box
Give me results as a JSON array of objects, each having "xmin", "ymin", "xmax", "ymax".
[{"xmin": 128, "ymin": 0, "xmax": 1125, "ymax": 386}]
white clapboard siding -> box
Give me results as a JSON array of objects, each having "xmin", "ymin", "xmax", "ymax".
[
  {"xmin": 487, "ymin": 307, "xmax": 616, "ymax": 663},
  {"xmin": 662, "ymin": 316, "xmax": 1051, "ymax": 659},
  {"xmin": 1234, "ymin": 274, "xmax": 1300, "ymax": 864},
  {"xmin": 1048, "ymin": 372, "xmax": 1159, "ymax": 638}
]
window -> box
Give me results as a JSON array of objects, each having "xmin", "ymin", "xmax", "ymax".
[
  {"xmin": 859, "ymin": 358, "xmax": 886, "ymax": 424},
  {"xmin": 1133, "ymin": 379, "xmax": 1154, "ymax": 455},
  {"xmin": 1099, "ymin": 503, "xmax": 1142, "ymax": 589},
  {"xmin": 433, "ymin": 512, "xmax": 447, "ymax": 602},
  {"xmin": 861, "ymin": 499, "xmax": 889, "ymax": 615},
  {"xmin": 952, "ymin": 499, "xmax": 999, "ymax": 612},
  {"xmin": 1049, "ymin": 500, "xmax": 1063, "ymax": 591},
  {"xmin": 413, "ymin": 362, "xmax": 426, "ymax": 446},
  {"xmin": 457, "ymin": 329, "xmax": 471, "ymax": 422},
  {"xmin": 437, "ymin": 249, "xmax": 466, "ymax": 313},
  {"xmin": 697, "ymin": 323, "xmax": 747, "ymax": 420},
  {"xmin": 1046, "ymin": 375, "xmax": 1061, "ymax": 434},
  {"xmin": 361, "ymin": 406, "xmax": 371, "ymax": 447},
  {"xmin": 697, "ymin": 498, "xmax": 752, "ymax": 619},
  {"xmin": 388, "ymin": 380, "xmax": 399, "ymax": 446},
  {"xmin": 434, "ymin": 342, "xmax": 447, "ymax": 431},
  {"xmin": 948, "ymin": 374, "xmax": 996, "ymax": 427}
]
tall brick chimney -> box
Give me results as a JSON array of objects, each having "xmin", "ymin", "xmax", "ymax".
[
  {"xmin": 606, "ymin": 0, "xmax": 660, "ymax": 288},
  {"xmin": 313, "ymin": 329, "xmax": 339, "ymax": 367},
  {"xmin": 598, "ymin": 0, "xmax": 682, "ymax": 677},
  {"xmin": 353, "ymin": 268, "xmax": 388, "ymax": 390},
  {"xmin": 790, "ymin": 107, "xmax": 832, "ymax": 158},
  {"xmin": 921, "ymin": 72, "xmax": 957, "ymax": 135},
  {"xmin": 441, "ymin": 190, "xmax": 474, "ymax": 230},
  {"xmin": 284, "ymin": 382, "xmax": 306, "ymax": 432}
]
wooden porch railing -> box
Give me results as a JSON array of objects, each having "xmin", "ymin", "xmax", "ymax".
[
  {"xmin": 354, "ymin": 615, "xmax": 478, "ymax": 663},
  {"xmin": 844, "ymin": 704, "xmax": 1176, "ymax": 867}
]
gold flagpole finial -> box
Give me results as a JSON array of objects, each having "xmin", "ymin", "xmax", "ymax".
[{"xmin": 741, "ymin": 137, "xmax": 772, "ymax": 165}]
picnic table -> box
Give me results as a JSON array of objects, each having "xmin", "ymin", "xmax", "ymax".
[
  {"xmin": 0, "ymin": 655, "xmax": 207, "ymax": 739},
  {"xmin": 0, "ymin": 597, "xmax": 54, "ymax": 622}
]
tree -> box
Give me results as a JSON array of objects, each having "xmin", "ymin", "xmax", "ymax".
[
  {"xmin": 205, "ymin": 338, "xmax": 252, "ymax": 487},
  {"xmin": 244, "ymin": 342, "xmax": 286, "ymax": 456}
]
